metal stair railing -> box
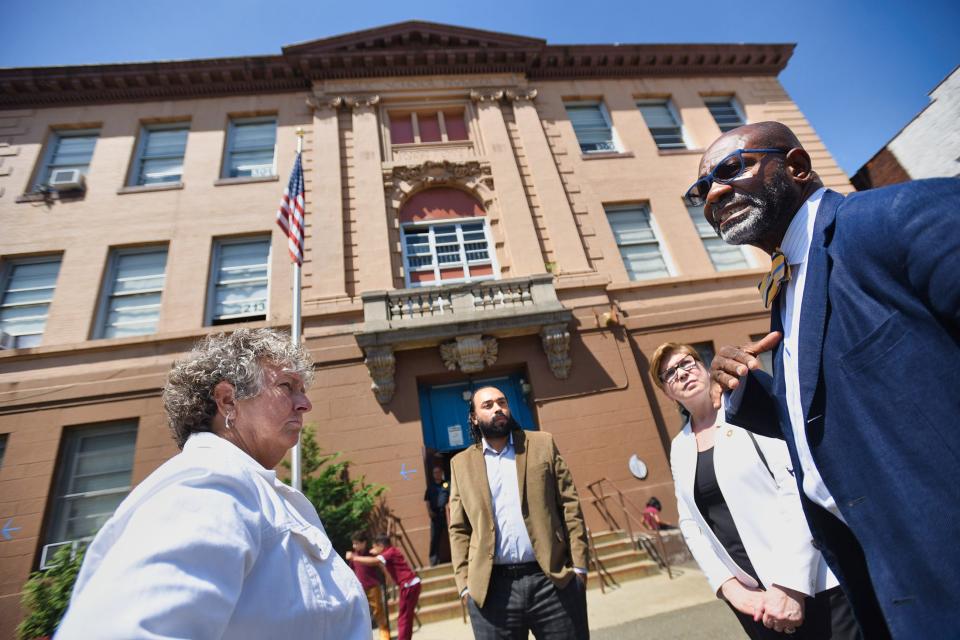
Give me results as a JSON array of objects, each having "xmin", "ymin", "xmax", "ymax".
[{"xmin": 586, "ymin": 526, "xmax": 618, "ymax": 594}]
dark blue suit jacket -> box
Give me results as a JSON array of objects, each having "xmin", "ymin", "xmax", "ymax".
[{"xmin": 727, "ymin": 179, "xmax": 960, "ymax": 639}]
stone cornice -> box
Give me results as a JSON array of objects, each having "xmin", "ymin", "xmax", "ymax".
[{"xmin": 0, "ymin": 21, "xmax": 794, "ymax": 109}]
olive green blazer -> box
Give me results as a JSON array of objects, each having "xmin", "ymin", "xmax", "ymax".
[{"xmin": 447, "ymin": 429, "xmax": 589, "ymax": 607}]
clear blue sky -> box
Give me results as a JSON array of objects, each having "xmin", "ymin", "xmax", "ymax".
[{"xmin": 2, "ymin": 0, "xmax": 957, "ymax": 176}]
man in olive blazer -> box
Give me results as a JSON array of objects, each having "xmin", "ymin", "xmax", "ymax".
[{"xmin": 448, "ymin": 386, "xmax": 589, "ymax": 639}]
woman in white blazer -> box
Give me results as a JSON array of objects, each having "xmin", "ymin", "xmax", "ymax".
[{"xmin": 651, "ymin": 342, "xmax": 859, "ymax": 639}]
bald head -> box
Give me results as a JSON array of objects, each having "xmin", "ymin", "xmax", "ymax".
[{"xmin": 700, "ymin": 121, "xmax": 805, "ymax": 175}]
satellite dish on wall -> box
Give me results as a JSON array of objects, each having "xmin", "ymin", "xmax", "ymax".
[{"xmin": 628, "ymin": 454, "xmax": 648, "ymax": 480}]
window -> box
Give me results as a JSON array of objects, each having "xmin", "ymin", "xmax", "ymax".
[
  {"xmin": 0, "ymin": 256, "xmax": 62, "ymax": 348},
  {"xmin": 605, "ymin": 204, "xmax": 670, "ymax": 280},
  {"xmin": 45, "ymin": 421, "xmax": 137, "ymax": 548},
  {"xmin": 96, "ymin": 247, "xmax": 167, "ymax": 339},
  {"xmin": 389, "ymin": 109, "xmax": 469, "ymax": 145},
  {"xmin": 130, "ymin": 123, "xmax": 189, "ymax": 186},
  {"xmin": 687, "ymin": 204, "xmax": 751, "ymax": 271},
  {"xmin": 750, "ymin": 334, "xmax": 775, "ymax": 374},
  {"xmin": 35, "ymin": 129, "xmax": 99, "ymax": 188},
  {"xmin": 0, "ymin": 433, "xmax": 7, "ymax": 469},
  {"xmin": 637, "ymin": 100, "xmax": 687, "ymax": 149},
  {"xmin": 208, "ymin": 237, "xmax": 270, "ymax": 324},
  {"xmin": 692, "ymin": 341, "xmax": 715, "ymax": 369},
  {"xmin": 565, "ymin": 102, "xmax": 617, "ymax": 153},
  {"xmin": 223, "ymin": 117, "xmax": 277, "ymax": 178},
  {"xmin": 402, "ymin": 221, "xmax": 495, "ymax": 287},
  {"xmin": 704, "ymin": 96, "xmax": 746, "ymax": 132}
]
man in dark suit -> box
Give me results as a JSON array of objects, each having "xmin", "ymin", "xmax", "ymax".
[
  {"xmin": 448, "ymin": 386, "xmax": 589, "ymax": 639},
  {"xmin": 692, "ymin": 121, "xmax": 960, "ymax": 639}
]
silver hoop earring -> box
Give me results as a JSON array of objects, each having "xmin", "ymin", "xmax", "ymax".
[{"xmin": 225, "ymin": 414, "xmax": 234, "ymax": 430}]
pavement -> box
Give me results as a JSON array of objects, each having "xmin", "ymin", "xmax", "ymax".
[{"xmin": 378, "ymin": 563, "xmax": 747, "ymax": 639}]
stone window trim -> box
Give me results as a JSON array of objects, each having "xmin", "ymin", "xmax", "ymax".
[{"xmin": 117, "ymin": 182, "xmax": 184, "ymax": 195}]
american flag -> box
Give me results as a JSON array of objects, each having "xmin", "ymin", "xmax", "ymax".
[{"xmin": 276, "ymin": 152, "xmax": 305, "ymax": 265}]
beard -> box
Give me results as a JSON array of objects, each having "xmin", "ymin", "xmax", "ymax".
[
  {"xmin": 476, "ymin": 412, "xmax": 520, "ymax": 439},
  {"xmin": 711, "ymin": 168, "xmax": 794, "ymax": 246}
]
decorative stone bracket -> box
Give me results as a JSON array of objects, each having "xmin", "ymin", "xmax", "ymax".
[
  {"xmin": 363, "ymin": 345, "xmax": 396, "ymax": 404},
  {"xmin": 540, "ymin": 323, "xmax": 572, "ymax": 379},
  {"xmin": 439, "ymin": 335, "xmax": 498, "ymax": 373}
]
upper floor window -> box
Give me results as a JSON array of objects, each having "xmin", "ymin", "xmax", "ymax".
[
  {"xmin": 704, "ymin": 96, "xmax": 746, "ymax": 132},
  {"xmin": 692, "ymin": 341, "xmax": 716, "ymax": 369},
  {"xmin": 96, "ymin": 247, "xmax": 167, "ymax": 339},
  {"xmin": 130, "ymin": 123, "xmax": 189, "ymax": 186},
  {"xmin": 0, "ymin": 433, "xmax": 7, "ymax": 469},
  {"xmin": 637, "ymin": 100, "xmax": 687, "ymax": 150},
  {"xmin": 208, "ymin": 237, "xmax": 270, "ymax": 325},
  {"xmin": 687, "ymin": 204, "xmax": 751, "ymax": 271},
  {"xmin": 43, "ymin": 421, "xmax": 137, "ymax": 555},
  {"xmin": 223, "ymin": 117, "xmax": 277, "ymax": 178},
  {"xmin": 389, "ymin": 109, "xmax": 469, "ymax": 145},
  {"xmin": 35, "ymin": 129, "xmax": 99, "ymax": 190},
  {"xmin": 0, "ymin": 256, "xmax": 62, "ymax": 348},
  {"xmin": 565, "ymin": 102, "xmax": 617, "ymax": 154},
  {"xmin": 400, "ymin": 188, "xmax": 496, "ymax": 287},
  {"xmin": 605, "ymin": 203, "xmax": 670, "ymax": 280}
]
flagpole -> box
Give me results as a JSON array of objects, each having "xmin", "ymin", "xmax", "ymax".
[{"xmin": 291, "ymin": 128, "xmax": 304, "ymax": 493}]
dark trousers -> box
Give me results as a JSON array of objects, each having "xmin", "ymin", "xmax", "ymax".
[
  {"xmin": 467, "ymin": 564, "xmax": 588, "ymax": 640},
  {"xmin": 729, "ymin": 586, "xmax": 861, "ymax": 640},
  {"xmin": 396, "ymin": 582, "xmax": 420, "ymax": 640},
  {"xmin": 428, "ymin": 515, "xmax": 446, "ymax": 566}
]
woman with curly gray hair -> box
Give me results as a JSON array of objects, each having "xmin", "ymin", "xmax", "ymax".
[{"xmin": 56, "ymin": 328, "xmax": 371, "ymax": 639}]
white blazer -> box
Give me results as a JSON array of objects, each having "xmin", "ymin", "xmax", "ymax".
[{"xmin": 670, "ymin": 415, "xmax": 838, "ymax": 597}]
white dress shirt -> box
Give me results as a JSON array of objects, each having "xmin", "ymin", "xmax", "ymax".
[
  {"xmin": 56, "ymin": 432, "xmax": 370, "ymax": 640},
  {"xmin": 777, "ymin": 187, "xmax": 846, "ymax": 523},
  {"xmin": 482, "ymin": 433, "xmax": 537, "ymax": 565}
]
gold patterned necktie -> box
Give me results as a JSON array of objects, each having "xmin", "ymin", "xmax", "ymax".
[{"xmin": 758, "ymin": 249, "xmax": 791, "ymax": 309}]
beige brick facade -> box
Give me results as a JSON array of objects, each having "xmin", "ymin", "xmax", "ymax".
[{"xmin": 0, "ymin": 22, "xmax": 851, "ymax": 635}]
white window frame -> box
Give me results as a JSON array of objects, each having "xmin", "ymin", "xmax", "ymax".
[
  {"xmin": 565, "ymin": 100, "xmax": 622, "ymax": 154},
  {"xmin": 129, "ymin": 122, "xmax": 190, "ymax": 186},
  {"xmin": 703, "ymin": 95, "xmax": 747, "ymax": 132},
  {"xmin": 205, "ymin": 236, "xmax": 271, "ymax": 325},
  {"xmin": 44, "ymin": 421, "xmax": 138, "ymax": 549},
  {"xmin": 33, "ymin": 128, "xmax": 99, "ymax": 190},
  {"xmin": 400, "ymin": 218, "xmax": 499, "ymax": 288},
  {"xmin": 605, "ymin": 203, "xmax": 674, "ymax": 281},
  {"xmin": 222, "ymin": 116, "xmax": 277, "ymax": 179},
  {"xmin": 0, "ymin": 255, "xmax": 62, "ymax": 348},
  {"xmin": 686, "ymin": 203, "xmax": 756, "ymax": 270},
  {"xmin": 94, "ymin": 246, "xmax": 168, "ymax": 339},
  {"xmin": 636, "ymin": 99, "xmax": 691, "ymax": 150}
]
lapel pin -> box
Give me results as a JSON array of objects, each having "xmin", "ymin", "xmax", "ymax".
[{"xmin": 726, "ymin": 429, "xmax": 733, "ymax": 437}]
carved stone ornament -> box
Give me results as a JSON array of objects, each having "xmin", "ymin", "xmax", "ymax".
[
  {"xmin": 540, "ymin": 323, "xmax": 572, "ymax": 379},
  {"xmin": 469, "ymin": 89, "xmax": 505, "ymax": 103},
  {"xmin": 439, "ymin": 335, "xmax": 498, "ymax": 374},
  {"xmin": 364, "ymin": 345, "xmax": 396, "ymax": 404},
  {"xmin": 344, "ymin": 94, "xmax": 381, "ymax": 110},
  {"xmin": 504, "ymin": 88, "xmax": 538, "ymax": 103},
  {"xmin": 306, "ymin": 94, "xmax": 343, "ymax": 111},
  {"xmin": 389, "ymin": 159, "xmax": 490, "ymax": 185}
]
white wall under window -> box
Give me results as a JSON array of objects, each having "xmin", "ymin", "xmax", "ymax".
[
  {"xmin": 35, "ymin": 129, "xmax": 99, "ymax": 189},
  {"xmin": 687, "ymin": 204, "xmax": 752, "ymax": 271},
  {"xmin": 223, "ymin": 117, "xmax": 277, "ymax": 178},
  {"xmin": 96, "ymin": 247, "xmax": 167, "ymax": 339},
  {"xmin": 207, "ymin": 237, "xmax": 270, "ymax": 324},
  {"xmin": 401, "ymin": 219, "xmax": 497, "ymax": 288},
  {"xmin": 605, "ymin": 203, "xmax": 671, "ymax": 280},
  {"xmin": 565, "ymin": 102, "xmax": 619, "ymax": 154},
  {"xmin": 130, "ymin": 123, "xmax": 189, "ymax": 186},
  {"xmin": 0, "ymin": 256, "xmax": 62, "ymax": 348},
  {"xmin": 45, "ymin": 421, "xmax": 138, "ymax": 549}
]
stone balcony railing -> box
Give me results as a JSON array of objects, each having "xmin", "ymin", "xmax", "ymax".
[{"xmin": 356, "ymin": 274, "xmax": 573, "ymax": 403}]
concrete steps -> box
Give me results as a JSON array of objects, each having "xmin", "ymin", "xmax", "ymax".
[{"xmin": 384, "ymin": 530, "xmax": 662, "ymax": 626}]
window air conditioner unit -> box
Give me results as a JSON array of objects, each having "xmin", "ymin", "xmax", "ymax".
[
  {"xmin": 47, "ymin": 168, "xmax": 85, "ymax": 191},
  {"xmin": 0, "ymin": 331, "xmax": 15, "ymax": 350},
  {"xmin": 39, "ymin": 540, "xmax": 79, "ymax": 570}
]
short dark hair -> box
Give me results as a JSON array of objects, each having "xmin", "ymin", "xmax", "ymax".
[
  {"xmin": 373, "ymin": 533, "xmax": 391, "ymax": 547},
  {"xmin": 646, "ymin": 496, "xmax": 662, "ymax": 511},
  {"xmin": 351, "ymin": 530, "xmax": 369, "ymax": 544}
]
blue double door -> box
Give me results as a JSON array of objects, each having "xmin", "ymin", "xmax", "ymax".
[{"xmin": 418, "ymin": 373, "xmax": 536, "ymax": 453}]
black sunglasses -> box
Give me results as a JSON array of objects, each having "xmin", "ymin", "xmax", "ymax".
[{"xmin": 684, "ymin": 148, "xmax": 788, "ymax": 207}]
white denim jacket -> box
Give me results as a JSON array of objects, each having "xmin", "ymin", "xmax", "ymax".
[{"xmin": 56, "ymin": 432, "xmax": 370, "ymax": 639}]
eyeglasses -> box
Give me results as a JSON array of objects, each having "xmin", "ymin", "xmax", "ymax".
[
  {"xmin": 658, "ymin": 356, "xmax": 699, "ymax": 385},
  {"xmin": 684, "ymin": 148, "xmax": 788, "ymax": 207}
]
